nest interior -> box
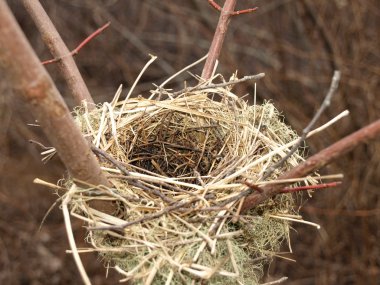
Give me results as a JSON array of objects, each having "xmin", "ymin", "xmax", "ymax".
[{"xmin": 67, "ymin": 83, "xmax": 314, "ymax": 284}]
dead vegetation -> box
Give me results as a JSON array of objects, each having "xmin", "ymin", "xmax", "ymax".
[{"xmin": 0, "ymin": 1, "xmax": 379, "ymax": 284}]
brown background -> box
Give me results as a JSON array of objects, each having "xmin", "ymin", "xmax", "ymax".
[{"xmin": 0, "ymin": 0, "xmax": 379, "ymax": 284}]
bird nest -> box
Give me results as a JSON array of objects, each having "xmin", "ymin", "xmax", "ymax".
[{"xmin": 62, "ymin": 77, "xmax": 316, "ymax": 284}]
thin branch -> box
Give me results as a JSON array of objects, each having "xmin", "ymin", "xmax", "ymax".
[
  {"xmin": 241, "ymin": 118, "xmax": 380, "ymax": 213},
  {"xmin": 90, "ymin": 199, "xmax": 193, "ymax": 231},
  {"xmin": 279, "ymin": 181, "xmax": 341, "ymax": 193},
  {"xmin": 202, "ymin": 0, "xmax": 258, "ymax": 79},
  {"xmin": 0, "ymin": 2, "xmax": 109, "ymax": 187},
  {"xmin": 172, "ymin": 73, "xmax": 265, "ymax": 96},
  {"xmin": 204, "ymin": 181, "xmax": 341, "ymax": 213},
  {"xmin": 263, "ymin": 71, "xmax": 341, "ymax": 180},
  {"xmin": 42, "ymin": 22, "xmax": 110, "ymax": 65},
  {"xmin": 21, "ymin": 0, "xmax": 95, "ymax": 108},
  {"xmin": 201, "ymin": 0, "xmax": 237, "ymax": 79},
  {"xmin": 208, "ymin": 0, "xmax": 258, "ymax": 16},
  {"xmin": 91, "ymin": 146, "xmax": 175, "ymax": 204}
]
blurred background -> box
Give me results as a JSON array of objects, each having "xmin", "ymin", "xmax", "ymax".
[{"xmin": 0, "ymin": 0, "xmax": 379, "ymax": 284}]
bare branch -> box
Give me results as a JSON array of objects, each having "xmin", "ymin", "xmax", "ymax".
[
  {"xmin": 241, "ymin": 118, "xmax": 380, "ymax": 213},
  {"xmin": 201, "ymin": 0, "xmax": 237, "ymax": 79},
  {"xmin": 42, "ymin": 22, "xmax": 110, "ymax": 65},
  {"xmin": 21, "ymin": 0, "xmax": 95, "ymax": 108},
  {"xmin": 202, "ymin": 0, "xmax": 258, "ymax": 79},
  {"xmin": 279, "ymin": 181, "xmax": 341, "ymax": 194},
  {"xmin": 172, "ymin": 73, "xmax": 265, "ymax": 96},
  {"xmin": 208, "ymin": 0, "xmax": 258, "ymax": 16},
  {"xmin": 263, "ymin": 71, "xmax": 341, "ymax": 180},
  {"xmin": 0, "ymin": 1, "xmax": 109, "ymax": 187}
]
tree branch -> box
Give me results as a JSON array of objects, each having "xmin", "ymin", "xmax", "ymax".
[
  {"xmin": 21, "ymin": 0, "xmax": 95, "ymax": 108},
  {"xmin": 202, "ymin": 0, "xmax": 258, "ymax": 79},
  {"xmin": 42, "ymin": 22, "xmax": 110, "ymax": 65},
  {"xmin": 241, "ymin": 118, "xmax": 380, "ymax": 213},
  {"xmin": 201, "ymin": 0, "xmax": 237, "ymax": 79},
  {"xmin": 208, "ymin": 0, "xmax": 258, "ymax": 16},
  {"xmin": 263, "ymin": 71, "xmax": 341, "ymax": 180},
  {"xmin": 0, "ymin": 1, "xmax": 109, "ymax": 187}
]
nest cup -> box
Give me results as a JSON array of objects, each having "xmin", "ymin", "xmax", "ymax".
[{"xmin": 68, "ymin": 80, "xmax": 311, "ymax": 284}]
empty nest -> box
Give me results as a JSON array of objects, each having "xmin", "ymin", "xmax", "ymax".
[{"xmin": 63, "ymin": 77, "xmax": 316, "ymax": 284}]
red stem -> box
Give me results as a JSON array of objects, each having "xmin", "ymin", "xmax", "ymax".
[
  {"xmin": 280, "ymin": 181, "xmax": 342, "ymax": 193},
  {"xmin": 42, "ymin": 22, "xmax": 111, "ymax": 65},
  {"xmin": 241, "ymin": 119, "xmax": 380, "ymax": 213}
]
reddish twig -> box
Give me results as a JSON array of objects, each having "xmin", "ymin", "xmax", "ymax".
[
  {"xmin": 22, "ymin": 0, "xmax": 95, "ymax": 107},
  {"xmin": 241, "ymin": 118, "xmax": 380, "ymax": 213},
  {"xmin": 202, "ymin": 0, "xmax": 257, "ymax": 79},
  {"xmin": 279, "ymin": 181, "xmax": 342, "ymax": 193},
  {"xmin": 42, "ymin": 22, "xmax": 110, "ymax": 65},
  {"xmin": 0, "ymin": 2, "xmax": 109, "ymax": 188},
  {"xmin": 208, "ymin": 0, "xmax": 258, "ymax": 15},
  {"xmin": 243, "ymin": 180, "xmax": 341, "ymax": 194}
]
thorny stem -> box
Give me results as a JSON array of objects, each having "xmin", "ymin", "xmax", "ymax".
[
  {"xmin": 241, "ymin": 118, "xmax": 380, "ymax": 213},
  {"xmin": 22, "ymin": 0, "xmax": 95, "ymax": 108}
]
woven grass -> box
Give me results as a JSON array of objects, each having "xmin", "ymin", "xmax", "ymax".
[{"xmin": 62, "ymin": 75, "xmax": 319, "ymax": 284}]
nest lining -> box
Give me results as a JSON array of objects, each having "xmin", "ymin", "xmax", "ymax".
[{"xmin": 67, "ymin": 84, "xmax": 315, "ymax": 284}]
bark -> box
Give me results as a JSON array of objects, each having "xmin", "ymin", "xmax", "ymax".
[
  {"xmin": 21, "ymin": 0, "xmax": 95, "ymax": 108},
  {"xmin": 0, "ymin": 1, "xmax": 108, "ymax": 186},
  {"xmin": 241, "ymin": 119, "xmax": 380, "ymax": 213},
  {"xmin": 201, "ymin": 0, "xmax": 237, "ymax": 79}
]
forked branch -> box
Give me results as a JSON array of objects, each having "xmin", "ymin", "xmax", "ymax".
[
  {"xmin": 263, "ymin": 71, "xmax": 341, "ymax": 180},
  {"xmin": 202, "ymin": 0, "xmax": 258, "ymax": 79},
  {"xmin": 42, "ymin": 22, "xmax": 110, "ymax": 65},
  {"xmin": 0, "ymin": 1, "xmax": 109, "ymax": 187},
  {"xmin": 208, "ymin": 0, "xmax": 258, "ymax": 16},
  {"xmin": 22, "ymin": 0, "xmax": 95, "ymax": 108},
  {"xmin": 241, "ymin": 118, "xmax": 380, "ymax": 213}
]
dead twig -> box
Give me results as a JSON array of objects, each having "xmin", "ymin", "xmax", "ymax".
[
  {"xmin": 91, "ymin": 145, "xmax": 175, "ymax": 204},
  {"xmin": 241, "ymin": 118, "xmax": 380, "ymax": 213},
  {"xmin": 173, "ymin": 73, "xmax": 265, "ymax": 96},
  {"xmin": 279, "ymin": 181, "xmax": 342, "ymax": 193},
  {"xmin": 90, "ymin": 199, "xmax": 193, "ymax": 231},
  {"xmin": 263, "ymin": 71, "xmax": 341, "ymax": 180}
]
